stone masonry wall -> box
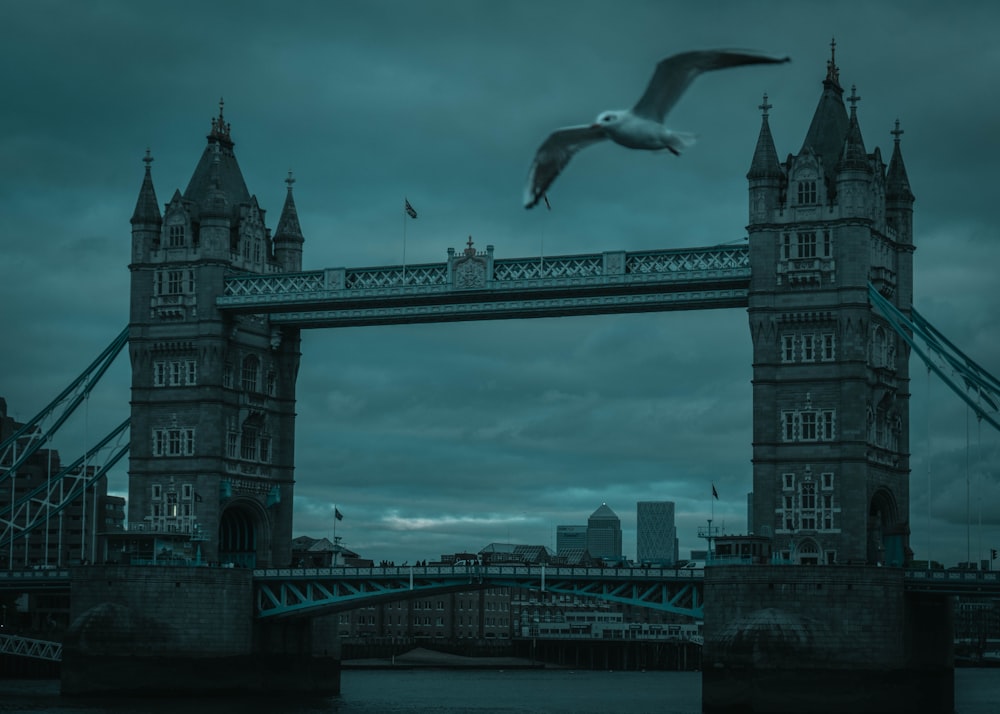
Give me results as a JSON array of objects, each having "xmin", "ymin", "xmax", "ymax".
[
  {"xmin": 703, "ymin": 564, "xmax": 906, "ymax": 669},
  {"xmin": 66, "ymin": 565, "xmax": 254, "ymax": 657}
]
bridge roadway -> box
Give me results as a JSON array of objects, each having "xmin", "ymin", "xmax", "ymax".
[{"xmin": 2, "ymin": 566, "xmax": 998, "ymax": 624}]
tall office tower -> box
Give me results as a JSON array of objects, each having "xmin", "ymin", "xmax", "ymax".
[
  {"xmin": 636, "ymin": 501, "xmax": 678, "ymax": 565},
  {"xmin": 586, "ymin": 503, "xmax": 622, "ymax": 560},
  {"xmin": 556, "ymin": 525, "xmax": 587, "ymax": 554}
]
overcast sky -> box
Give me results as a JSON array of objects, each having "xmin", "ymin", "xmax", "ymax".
[{"xmin": 2, "ymin": 1, "xmax": 998, "ymax": 568}]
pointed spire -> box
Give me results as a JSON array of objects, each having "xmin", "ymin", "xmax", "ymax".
[
  {"xmin": 824, "ymin": 37, "xmax": 841, "ymax": 91},
  {"xmin": 203, "ymin": 143, "xmax": 231, "ymax": 217},
  {"xmin": 274, "ymin": 170, "xmax": 305, "ymax": 272},
  {"xmin": 838, "ymin": 85, "xmax": 870, "ymax": 172},
  {"xmin": 209, "ymin": 97, "xmax": 233, "ymax": 148},
  {"xmin": 748, "ymin": 93, "xmax": 783, "ymax": 180},
  {"xmin": 131, "ymin": 148, "xmax": 162, "ymax": 226},
  {"xmin": 274, "ymin": 170, "xmax": 304, "ymax": 242},
  {"xmin": 886, "ymin": 119, "xmax": 914, "ymax": 202},
  {"xmin": 800, "ymin": 39, "xmax": 849, "ymax": 175},
  {"xmin": 184, "ymin": 100, "xmax": 250, "ymax": 216}
]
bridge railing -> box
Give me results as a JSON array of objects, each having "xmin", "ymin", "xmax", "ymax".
[
  {"xmin": 904, "ymin": 568, "xmax": 1000, "ymax": 592},
  {"xmin": 253, "ymin": 564, "xmax": 706, "ymax": 580}
]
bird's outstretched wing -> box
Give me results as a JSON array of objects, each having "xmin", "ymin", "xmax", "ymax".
[
  {"xmin": 524, "ymin": 124, "xmax": 607, "ymax": 209},
  {"xmin": 631, "ymin": 50, "xmax": 790, "ymax": 122}
]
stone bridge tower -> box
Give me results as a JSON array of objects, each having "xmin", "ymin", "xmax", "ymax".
[
  {"xmin": 746, "ymin": 45, "xmax": 915, "ymax": 565},
  {"xmin": 126, "ymin": 103, "xmax": 303, "ymax": 567}
]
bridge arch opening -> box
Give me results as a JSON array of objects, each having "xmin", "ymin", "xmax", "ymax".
[{"xmin": 219, "ymin": 498, "xmax": 271, "ymax": 568}]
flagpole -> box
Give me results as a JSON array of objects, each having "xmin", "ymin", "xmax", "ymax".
[
  {"xmin": 402, "ymin": 202, "xmax": 407, "ymax": 286},
  {"xmin": 333, "ymin": 504, "xmax": 339, "ymax": 567}
]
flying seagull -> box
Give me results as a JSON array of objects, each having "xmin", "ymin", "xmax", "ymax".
[{"xmin": 523, "ymin": 50, "xmax": 790, "ymax": 209}]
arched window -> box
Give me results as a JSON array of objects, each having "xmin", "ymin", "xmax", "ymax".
[{"xmin": 872, "ymin": 326, "xmax": 886, "ymax": 367}]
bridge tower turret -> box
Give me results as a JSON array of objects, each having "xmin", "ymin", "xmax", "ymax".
[
  {"xmin": 126, "ymin": 102, "xmax": 301, "ymax": 568},
  {"xmin": 745, "ymin": 43, "xmax": 914, "ymax": 566}
]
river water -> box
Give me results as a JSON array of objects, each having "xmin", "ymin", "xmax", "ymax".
[{"xmin": 0, "ymin": 668, "xmax": 997, "ymax": 713}]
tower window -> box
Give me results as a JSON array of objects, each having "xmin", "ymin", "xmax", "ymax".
[
  {"xmin": 241, "ymin": 355, "xmax": 260, "ymax": 392},
  {"xmin": 781, "ymin": 408, "xmax": 837, "ymax": 442},
  {"xmin": 152, "ymin": 428, "xmax": 195, "ymax": 456},
  {"xmin": 240, "ymin": 426, "xmax": 258, "ymax": 460},
  {"xmin": 168, "ymin": 224, "xmax": 185, "ymax": 248},
  {"xmin": 800, "ymin": 411, "xmax": 817, "ymax": 440},
  {"xmin": 796, "ymin": 232, "xmax": 817, "ymax": 258},
  {"xmin": 802, "ymin": 335, "xmax": 815, "ymax": 361},
  {"xmin": 797, "ymin": 181, "xmax": 817, "ymax": 204},
  {"xmin": 821, "ymin": 333, "xmax": 836, "ymax": 361},
  {"xmin": 152, "ymin": 359, "xmax": 197, "ymax": 387},
  {"xmin": 781, "ymin": 335, "xmax": 795, "ymax": 363}
]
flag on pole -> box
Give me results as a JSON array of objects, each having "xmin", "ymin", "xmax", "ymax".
[
  {"xmin": 712, "ymin": 484, "xmax": 719, "ymax": 500},
  {"xmin": 335, "ymin": 507, "xmax": 344, "ymax": 521},
  {"xmin": 404, "ymin": 198, "xmax": 417, "ymax": 219}
]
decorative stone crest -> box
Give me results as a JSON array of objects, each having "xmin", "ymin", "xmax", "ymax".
[{"xmin": 453, "ymin": 236, "xmax": 488, "ymax": 290}]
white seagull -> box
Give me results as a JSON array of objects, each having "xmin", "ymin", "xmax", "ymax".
[{"xmin": 523, "ymin": 50, "xmax": 790, "ymax": 209}]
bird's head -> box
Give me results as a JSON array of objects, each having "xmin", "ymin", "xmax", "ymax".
[{"xmin": 592, "ymin": 110, "xmax": 623, "ymax": 129}]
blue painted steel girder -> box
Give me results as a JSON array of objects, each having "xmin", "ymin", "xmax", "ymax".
[{"xmin": 253, "ymin": 565, "xmax": 707, "ymax": 620}]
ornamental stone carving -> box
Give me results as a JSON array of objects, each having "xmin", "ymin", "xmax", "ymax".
[{"xmin": 454, "ymin": 257, "xmax": 487, "ymax": 290}]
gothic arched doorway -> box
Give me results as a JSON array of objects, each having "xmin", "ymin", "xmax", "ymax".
[
  {"xmin": 868, "ymin": 488, "xmax": 905, "ymax": 566},
  {"xmin": 218, "ymin": 499, "xmax": 269, "ymax": 568},
  {"xmin": 794, "ymin": 537, "xmax": 821, "ymax": 565}
]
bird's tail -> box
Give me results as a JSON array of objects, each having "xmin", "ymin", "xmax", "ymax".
[{"xmin": 665, "ymin": 131, "xmax": 697, "ymax": 156}]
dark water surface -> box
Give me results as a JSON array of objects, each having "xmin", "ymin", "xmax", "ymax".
[{"xmin": 0, "ymin": 668, "xmax": 997, "ymax": 713}]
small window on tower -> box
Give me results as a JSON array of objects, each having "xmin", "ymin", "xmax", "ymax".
[
  {"xmin": 797, "ymin": 180, "xmax": 817, "ymax": 204},
  {"xmin": 169, "ymin": 224, "xmax": 185, "ymax": 248}
]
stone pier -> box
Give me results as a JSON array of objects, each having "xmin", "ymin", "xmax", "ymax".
[
  {"xmin": 60, "ymin": 566, "xmax": 340, "ymax": 696},
  {"xmin": 702, "ymin": 565, "xmax": 953, "ymax": 714}
]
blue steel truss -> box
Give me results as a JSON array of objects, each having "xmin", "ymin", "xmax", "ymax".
[
  {"xmin": 869, "ymin": 284, "xmax": 1000, "ymax": 433},
  {"xmin": 218, "ymin": 244, "xmax": 751, "ymax": 327},
  {"xmin": 0, "ymin": 419, "xmax": 130, "ymax": 551},
  {"xmin": 254, "ymin": 565, "xmax": 705, "ymax": 620},
  {"xmin": 0, "ymin": 634, "xmax": 62, "ymax": 662},
  {"xmin": 0, "ymin": 326, "xmax": 128, "ymax": 485}
]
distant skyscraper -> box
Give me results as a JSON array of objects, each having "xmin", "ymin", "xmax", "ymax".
[
  {"xmin": 587, "ymin": 503, "xmax": 622, "ymax": 560},
  {"xmin": 637, "ymin": 501, "xmax": 678, "ymax": 565},
  {"xmin": 556, "ymin": 525, "xmax": 587, "ymax": 554}
]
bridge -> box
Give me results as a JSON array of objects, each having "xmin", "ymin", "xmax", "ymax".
[
  {"xmin": 3, "ymin": 52, "xmax": 1000, "ymax": 710},
  {"xmin": 4, "ymin": 563, "xmax": 999, "ymax": 624}
]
